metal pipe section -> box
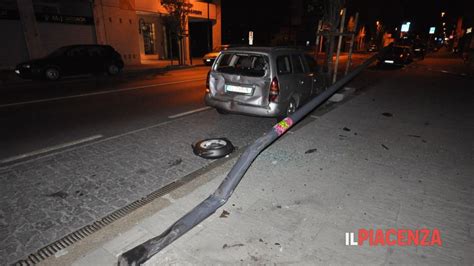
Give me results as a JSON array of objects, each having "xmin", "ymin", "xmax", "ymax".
[{"xmin": 118, "ymin": 54, "xmax": 378, "ymax": 266}]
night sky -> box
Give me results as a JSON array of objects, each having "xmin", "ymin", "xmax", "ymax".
[{"xmin": 221, "ymin": 0, "xmax": 474, "ymax": 45}]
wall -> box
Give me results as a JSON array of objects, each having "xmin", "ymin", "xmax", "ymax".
[
  {"xmin": 38, "ymin": 23, "xmax": 96, "ymax": 53},
  {"xmin": 100, "ymin": 4, "xmax": 141, "ymax": 65},
  {"xmin": 134, "ymin": 0, "xmax": 216, "ymax": 20},
  {"xmin": 212, "ymin": 0, "xmax": 221, "ymax": 50},
  {"xmin": 0, "ymin": 20, "xmax": 29, "ymax": 68}
]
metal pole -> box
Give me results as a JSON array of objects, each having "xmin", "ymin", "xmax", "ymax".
[
  {"xmin": 345, "ymin": 13, "xmax": 359, "ymax": 75},
  {"xmin": 169, "ymin": 32, "xmax": 173, "ymax": 66},
  {"xmin": 207, "ymin": 1, "xmax": 211, "ymax": 52},
  {"xmin": 314, "ymin": 20, "xmax": 322, "ymax": 62},
  {"xmin": 333, "ymin": 8, "xmax": 346, "ymax": 84},
  {"xmin": 117, "ymin": 51, "xmax": 379, "ymax": 266}
]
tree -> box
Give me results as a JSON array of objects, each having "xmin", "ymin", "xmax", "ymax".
[
  {"xmin": 321, "ymin": 0, "xmax": 345, "ymax": 77},
  {"xmin": 308, "ymin": 0, "xmax": 345, "ymax": 76},
  {"xmin": 161, "ymin": 0, "xmax": 193, "ymax": 65}
]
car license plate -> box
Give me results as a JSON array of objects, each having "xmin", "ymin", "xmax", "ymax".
[
  {"xmin": 225, "ymin": 84, "xmax": 252, "ymax": 94},
  {"xmin": 384, "ymin": 60, "xmax": 394, "ymax": 64}
]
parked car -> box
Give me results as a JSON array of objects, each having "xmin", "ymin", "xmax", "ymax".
[
  {"xmin": 15, "ymin": 44, "xmax": 124, "ymax": 81},
  {"xmin": 377, "ymin": 45, "xmax": 413, "ymax": 66},
  {"xmin": 412, "ymin": 42, "xmax": 427, "ymax": 59},
  {"xmin": 367, "ymin": 43, "xmax": 378, "ymax": 52},
  {"xmin": 202, "ymin": 45, "xmax": 233, "ymax": 65},
  {"xmin": 204, "ymin": 47, "xmax": 327, "ymax": 120}
]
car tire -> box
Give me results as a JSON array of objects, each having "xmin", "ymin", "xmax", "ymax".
[
  {"xmin": 192, "ymin": 138, "xmax": 234, "ymax": 159},
  {"xmin": 107, "ymin": 64, "xmax": 121, "ymax": 76},
  {"xmin": 216, "ymin": 108, "xmax": 229, "ymax": 115},
  {"xmin": 277, "ymin": 98, "xmax": 297, "ymax": 121},
  {"xmin": 44, "ymin": 67, "xmax": 60, "ymax": 81}
]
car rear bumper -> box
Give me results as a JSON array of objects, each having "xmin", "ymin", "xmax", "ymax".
[
  {"xmin": 378, "ymin": 59, "xmax": 405, "ymax": 66},
  {"xmin": 204, "ymin": 93, "xmax": 284, "ymax": 117}
]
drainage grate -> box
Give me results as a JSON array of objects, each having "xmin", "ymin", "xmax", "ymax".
[
  {"xmin": 13, "ymin": 180, "xmax": 184, "ymax": 266},
  {"xmin": 12, "ymin": 150, "xmax": 241, "ymax": 266}
]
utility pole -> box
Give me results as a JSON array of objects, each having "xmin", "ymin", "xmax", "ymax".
[
  {"xmin": 333, "ymin": 8, "xmax": 346, "ymax": 84},
  {"xmin": 345, "ymin": 12, "xmax": 358, "ymax": 75},
  {"xmin": 207, "ymin": 0, "xmax": 211, "ymax": 52},
  {"xmin": 315, "ymin": 20, "xmax": 323, "ymax": 61}
]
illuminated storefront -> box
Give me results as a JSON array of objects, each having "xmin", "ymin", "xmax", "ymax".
[{"xmin": 0, "ymin": 0, "xmax": 221, "ymax": 67}]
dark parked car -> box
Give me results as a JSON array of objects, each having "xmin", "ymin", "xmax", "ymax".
[
  {"xmin": 412, "ymin": 42, "xmax": 427, "ymax": 59},
  {"xmin": 15, "ymin": 45, "xmax": 124, "ymax": 81},
  {"xmin": 377, "ymin": 45, "xmax": 413, "ymax": 66},
  {"xmin": 205, "ymin": 47, "xmax": 327, "ymax": 120},
  {"xmin": 367, "ymin": 43, "xmax": 378, "ymax": 52}
]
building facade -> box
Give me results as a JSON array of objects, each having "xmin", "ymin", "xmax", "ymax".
[{"xmin": 0, "ymin": 0, "xmax": 221, "ymax": 68}]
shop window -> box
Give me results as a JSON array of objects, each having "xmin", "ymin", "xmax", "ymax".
[{"xmin": 142, "ymin": 22, "xmax": 156, "ymax": 55}]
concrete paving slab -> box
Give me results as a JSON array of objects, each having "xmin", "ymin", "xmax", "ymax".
[{"xmin": 72, "ymin": 248, "xmax": 116, "ymax": 266}]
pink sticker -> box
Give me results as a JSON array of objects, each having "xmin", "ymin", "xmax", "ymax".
[{"xmin": 274, "ymin": 117, "xmax": 294, "ymax": 136}]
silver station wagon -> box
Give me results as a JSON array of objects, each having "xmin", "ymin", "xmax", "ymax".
[{"xmin": 204, "ymin": 47, "xmax": 326, "ymax": 120}]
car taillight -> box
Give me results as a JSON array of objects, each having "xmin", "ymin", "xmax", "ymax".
[
  {"xmin": 205, "ymin": 71, "xmax": 210, "ymax": 93},
  {"xmin": 269, "ymin": 77, "xmax": 279, "ymax": 102}
]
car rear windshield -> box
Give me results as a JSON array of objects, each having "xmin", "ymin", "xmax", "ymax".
[{"xmin": 215, "ymin": 53, "xmax": 268, "ymax": 77}]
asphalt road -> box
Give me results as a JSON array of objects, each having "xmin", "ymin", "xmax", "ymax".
[
  {"xmin": 0, "ymin": 53, "xmax": 374, "ymax": 163},
  {"xmin": 0, "ymin": 67, "xmax": 212, "ymax": 163}
]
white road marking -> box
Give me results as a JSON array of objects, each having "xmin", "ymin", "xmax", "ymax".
[
  {"xmin": 168, "ymin": 106, "xmax": 212, "ymax": 119},
  {"xmin": 0, "ymin": 78, "xmax": 205, "ymax": 108},
  {"xmin": 0, "ymin": 135, "xmax": 103, "ymax": 164}
]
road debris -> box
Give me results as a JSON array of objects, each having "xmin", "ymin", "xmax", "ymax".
[
  {"xmin": 46, "ymin": 191, "xmax": 68, "ymax": 199},
  {"xmin": 222, "ymin": 243, "xmax": 244, "ymax": 249},
  {"xmin": 219, "ymin": 210, "xmax": 230, "ymax": 218}
]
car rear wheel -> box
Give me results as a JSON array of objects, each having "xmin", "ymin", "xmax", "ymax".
[
  {"xmin": 277, "ymin": 98, "xmax": 297, "ymax": 121},
  {"xmin": 44, "ymin": 67, "xmax": 60, "ymax": 81},
  {"xmin": 216, "ymin": 108, "xmax": 229, "ymax": 115},
  {"xmin": 107, "ymin": 64, "xmax": 121, "ymax": 76}
]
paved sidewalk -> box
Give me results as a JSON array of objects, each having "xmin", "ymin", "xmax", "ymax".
[
  {"xmin": 0, "ymin": 111, "xmax": 275, "ymax": 265},
  {"xmin": 42, "ymin": 55, "xmax": 473, "ymax": 265}
]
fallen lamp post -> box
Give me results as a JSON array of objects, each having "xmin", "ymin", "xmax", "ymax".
[{"xmin": 118, "ymin": 53, "xmax": 378, "ymax": 266}]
